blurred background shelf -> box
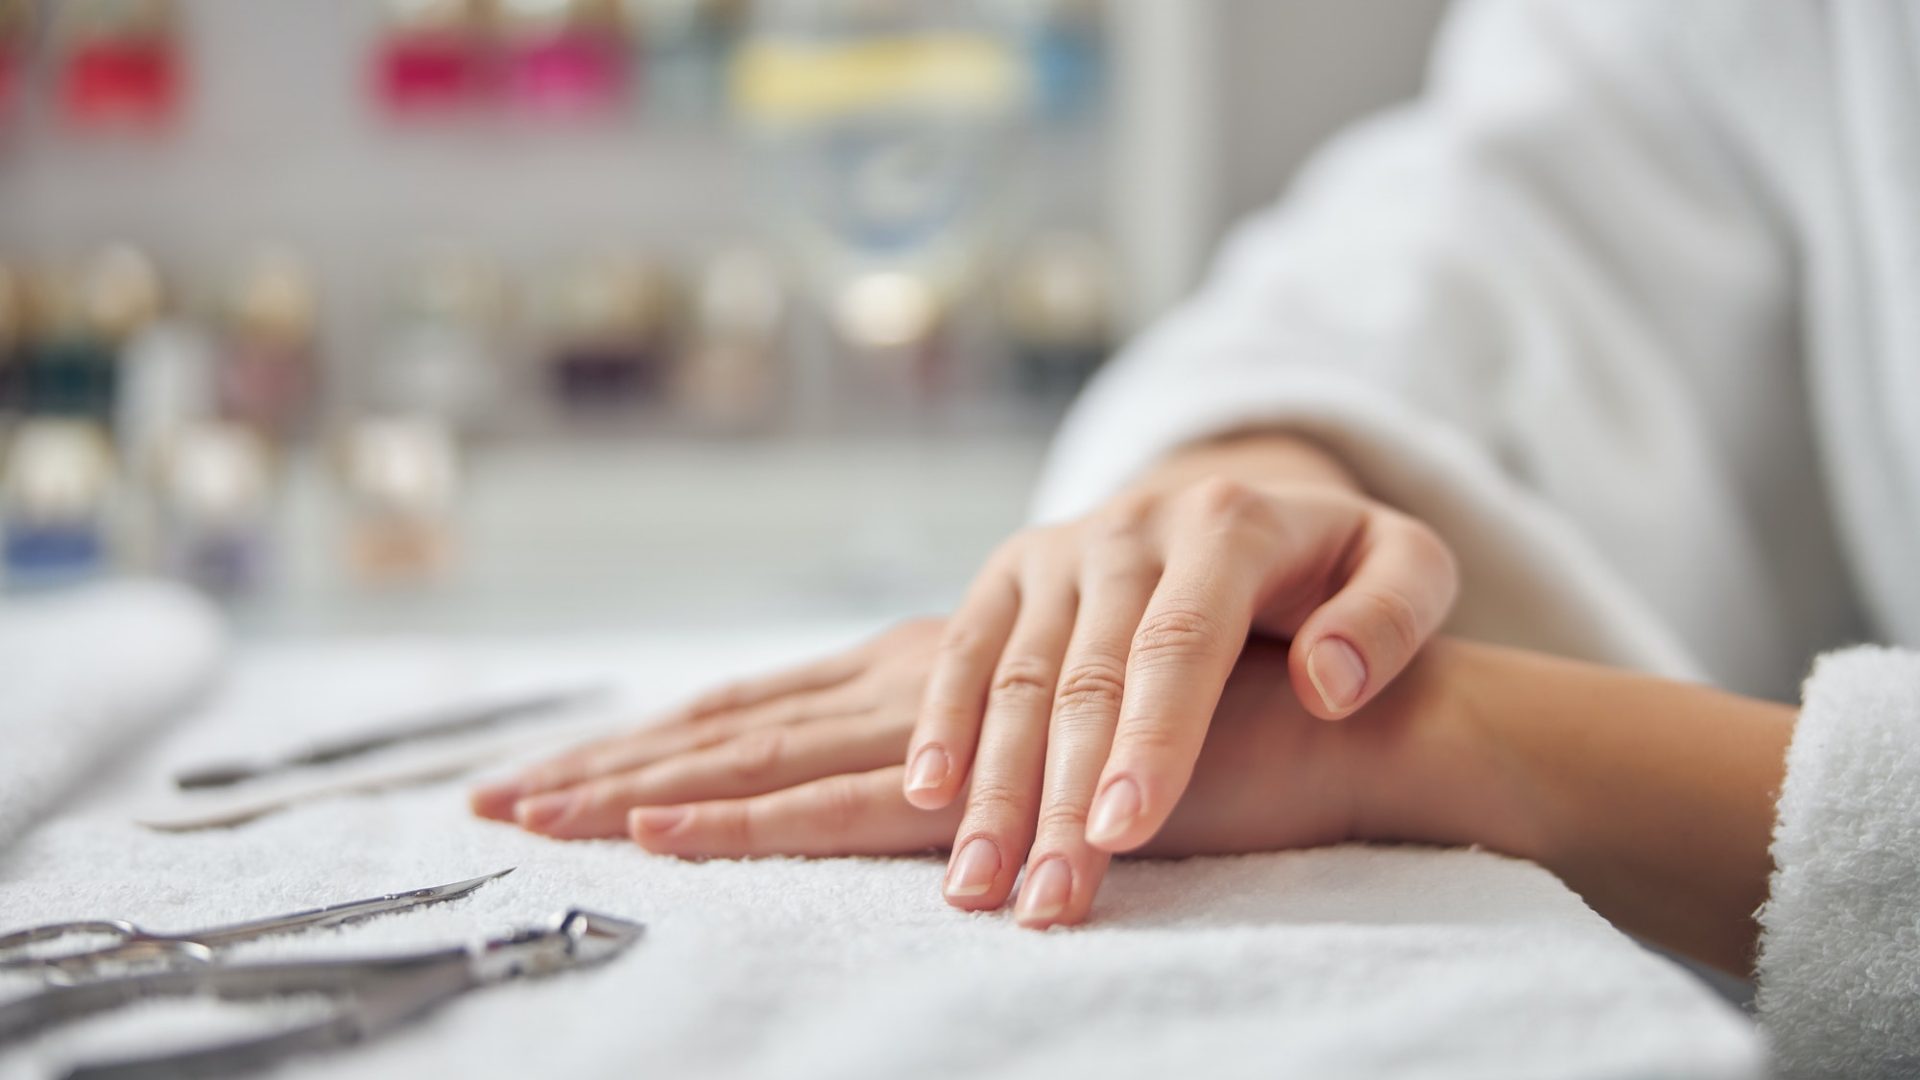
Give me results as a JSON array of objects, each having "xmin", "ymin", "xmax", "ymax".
[{"xmin": 0, "ymin": 0, "xmax": 1448, "ymax": 636}]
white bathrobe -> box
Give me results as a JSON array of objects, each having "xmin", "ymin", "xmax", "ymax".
[{"xmin": 1033, "ymin": 0, "xmax": 1920, "ymax": 1074}]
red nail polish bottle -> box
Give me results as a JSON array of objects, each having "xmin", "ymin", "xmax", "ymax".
[
  {"xmin": 370, "ymin": 0, "xmax": 490, "ymax": 120},
  {"xmin": 55, "ymin": 0, "xmax": 186, "ymax": 133}
]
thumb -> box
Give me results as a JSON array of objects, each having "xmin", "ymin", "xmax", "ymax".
[{"xmin": 1287, "ymin": 515, "xmax": 1458, "ymax": 720}]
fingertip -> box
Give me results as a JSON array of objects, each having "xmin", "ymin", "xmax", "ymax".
[
  {"xmin": 1083, "ymin": 776, "xmax": 1146, "ymax": 851},
  {"xmin": 903, "ymin": 745, "xmax": 959, "ymax": 809},
  {"xmin": 513, "ymin": 793, "xmax": 572, "ymax": 834},
  {"xmin": 1303, "ymin": 635, "xmax": 1368, "ymax": 719},
  {"xmin": 942, "ymin": 835, "xmax": 1010, "ymax": 910},
  {"xmin": 468, "ymin": 781, "xmax": 523, "ymax": 821},
  {"xmin": 1012, "ymin": 857, "xmax": 1074, "ymax": 929},
  {"xmin": 628, "ymin": 805, "xmax": 691, "ymax": 851}
]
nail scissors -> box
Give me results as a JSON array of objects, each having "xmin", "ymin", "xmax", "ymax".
[
  {"xmin": 0, "ymin": 868, "xmax": 513, "ymax": 982},
  {"xmin": 0, "ymin": 907, "xmax": 644, "ymax": 1080}
]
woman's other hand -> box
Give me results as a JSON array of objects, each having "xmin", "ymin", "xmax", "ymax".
[
  {"xmin": 907, "ymin": 434, "xmax": 1458, "ymax": 921},
  {"xmin": 469, "ymin": 618, "xmax": 945, "ymax": 839}
]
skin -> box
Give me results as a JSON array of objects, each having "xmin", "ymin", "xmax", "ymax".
[
  {"xmin": 901, "ymin": 434, "xmax": 1459, "ymax": 920},
  {"xmin": 473, "ymin": 631, "xmax": 1794, "ymax": 976}
]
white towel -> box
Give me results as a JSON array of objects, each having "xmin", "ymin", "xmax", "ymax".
[
  {"xmin": 0, "ymin": 580, "xmax": 226, "ymax": 850},
  {"xmin": 0, "ymin": 628, "xmax": 1763, "ymax": 1079},
  {"xmin": 1758, "ymin": 647, "xmax": 1920, "ymax": 1078}
]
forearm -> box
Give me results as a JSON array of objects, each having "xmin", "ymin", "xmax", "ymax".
[{"xmin": 1359, "ymin": 641, "xmax": 1795, "ymax": 976}]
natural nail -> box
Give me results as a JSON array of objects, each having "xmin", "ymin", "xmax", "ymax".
[
  {"xmin": 905, "ymin": 745, "xmax": 950, "ymax": 793},
  {"xmin": 1016, "ymin": 858, "xmax": 1072, "ymax": 925},
  {"xmin": 1085, "ymin": 778, "xmax": 1142, "ymax": 846},
  {"xmin": 945, "ymin": 837, "xmax": 1001, "ymax": 898},
  {"xmin": 514, "ymin": 794, "xmax": 572, "ymax": 831},
  {"xmin": 630, "ymin": 806, "xmax": 690, "ymax": 835},
  {"xmin": 1307, "ymin": 637, "xmax": 1368, "ymax": 713}
]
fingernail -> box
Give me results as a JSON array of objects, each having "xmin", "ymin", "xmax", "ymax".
[
  {"xmin": 1307, "ymin": 637, "xmax": 1368, "ymax": 712},
  {"xmin": 945, "ymin": 837, "xmax": 1001, "ymax": 898},
  {"xmin": 514, "ymin": 794, "xmax": 572, "ymax": 831},
  {"xmin": 473, "ymin": 779, "xmax": 525, "ymax": 806},
  {"xmin": 905, "ymin": 745, "xmax": 949, "ymax": 793},
  {"xmin": 1085, "ymin": 777, "xmax": 1141, "ymax": 846},
  {"xmin": 630, "ymin": 806, "xmax": 689, "ymax": 835},
  {"xmin": 1016, "ymin": 858, "xmax": 1072, "ymax": 925}
]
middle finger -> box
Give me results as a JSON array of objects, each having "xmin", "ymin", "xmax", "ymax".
[{"xmin": 943, "ymin": 573, "xmax": 1078, "ymax": 911}]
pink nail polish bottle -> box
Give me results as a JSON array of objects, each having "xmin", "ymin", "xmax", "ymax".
[
  {"xmin": 370, "ymin": 0, "xmax": 489, "ymax": 120},
  {"xmin": 336, "ymin": 414, "xmax": 460, "ymax": 585},
  {"xmin": 679, "ymin": 248, "xmax": 788, "ymax": 432},
  {"xmin": 217, "ymin": 252, "xmax": 319, "ymax": 445},
  {"xmin": 55, "ymin": 0, "xmax": 186, "ymax": 133},
  {"xmin": 497, "ymin": 0, "xmax": 633, "ymax": 121}
]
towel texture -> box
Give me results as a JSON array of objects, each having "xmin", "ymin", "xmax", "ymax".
[
  {"xmin": 0, "ymin": 628, "xmax": 1762, "ymax": 1079},
  {"xmin": 0, "ymin": 580, "xmax": 226, "ymax": 850},
  {"xmin": 1758, "ymin": 647, "xmax": 1920, "ymax": 1078}
]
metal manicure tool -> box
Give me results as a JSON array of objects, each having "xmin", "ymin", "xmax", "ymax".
[
  {"xmin": 0, "ymin": 908, "xmax": 646, "ymax": 1080},
  {"xmin": 0, "ymin": 868, "xmax": 513, "ymax": 983},
  {"xmin": 173, "ymin": 684, "xmax": 611, "ymax": 790}
]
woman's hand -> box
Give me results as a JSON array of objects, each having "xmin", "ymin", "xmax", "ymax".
[
  {"xmin": 619, "ymin": 635, "xmax": 1389, "ymax": 879},
  {"xmin": 475, "ymin": 628, "xmax": 1455, "ymax": 878},
  {"xmin": 907, "ymin": 451, "xmax": 1457, "ymax": 922},
  {"xmin": 469, "ymin": 619, "xmax": 945, "ymax": 839}
]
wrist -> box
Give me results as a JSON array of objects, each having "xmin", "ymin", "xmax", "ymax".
[{"xmin": 1344, "ymin": 639, "xmax": 1550, "ymax": 863}]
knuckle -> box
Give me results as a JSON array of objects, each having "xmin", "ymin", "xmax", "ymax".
[
  {"xmin": 965, "ymin": 781, "xmax": 1032, "ymax": 822},
  {"xmin": 1035, "ymin": 803, "xmax": 1090, "ymax": 837},
  {"xmin": 1116, "ymin": 722, "xmax": 1185, "ymax": 761},
  {"xmin": 1093, "ymin": 491, "xmax": 1157, "ymax": 538},
  {"xmin": 1187, "ymin": 476, "xmax": 1259, "ymax": 521},
  {"xmin": 936, "ymin": 625, "xmax": 988, "ymax": 663},
  {"xmin": 724, "ymin": 728, "xmax": 786, "ymax": 781},
  {"xmin": 1131, "ymin": 607, "xmax": 1224, "ymax": 666},
  {"xmin": 1053, "ymin": 661, "xmax": 1127, "ymax": 717},
  {"xmin": 808, "ymin": 775, "xmax": 870, "ymax": 834},
  {"xmin": 988, "ymin": 657, "xmax": 1057, "ymax": 705},
  {"xmin": 1355, "ymin": 587, "xmax": 1426, "ymax": 656}
]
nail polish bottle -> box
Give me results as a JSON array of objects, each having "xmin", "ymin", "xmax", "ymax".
[
  {"xmin": 54, "ymin": 0, "xmax": 185, "ymax": 133},
  {"xmin": 218, "ymin": 251, "xmax": 318, "ymax": 444},
  {"xmin": 1000, "ymin": 231, "xmax": 1113, "ymax": 399},
  {"xmin": 542, "ymin": 254, "xmax": 681, "ymax": 414},
  {"xmin": 370, "ymin": 0, "xmax": 490, "ymax": 120},
  {"xmin": 498, "ymin": 0, "xmax": 632, "ymax": 121},
  {"xmin": 0, "ymin": 263, "xmax": 25, "ymax": 426},
  {"xmin": 337, "ymin": 414, "xmax": 459, "ymax": 585},
  {"xmin": 831, "ymin": 269, "xmax": 949, "ymax": 402},
  {"xmin": 679, "ymin": 248, "xmax": 786, "ymax": 431},
  {"xmin": 371, "ymin": 251, "xmax": 507, "ymax": 435},
  {"xmin": 1009, "ymin": 0, "xmax": 1103, "ymax": 125},
  {"xmin": 116, "ymin": 316, "xmax": 219, "ymax": 487},
  {"xmin": 633, "ymin": 0, "xmax": 738, "ymax": 122},
  {"xmin": 21, "ymin": 248, "xmax": 160, "ymax": 423},
  {"xmin": 1, "ymin": 419, "xmax": 117, "ymax": 590},
  {"xmin": 156, "ymin": 419, "xmax": 272, "ymax": 596},
  {"xmin": 0, "ymin": 0, "xmax": 31, "ymax": 126}
]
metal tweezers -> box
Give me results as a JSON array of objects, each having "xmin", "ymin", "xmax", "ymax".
[
  {"xmin": 0, "ymin": 869, "xmax": 513, "ymax": 983},
  {"xmin": 0, "ymin": 908, "xmax": 645, "ymax": 1080}
]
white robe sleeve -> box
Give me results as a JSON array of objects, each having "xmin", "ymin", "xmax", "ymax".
[
  {"xmin": 1032, "ymin": 0, "xmax": 1795, "ymax": 682},
  {"xmin": 1758, "ymin": 649, "xmax": 1920, "ymax": 1078}
]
